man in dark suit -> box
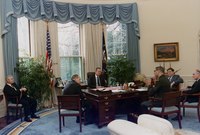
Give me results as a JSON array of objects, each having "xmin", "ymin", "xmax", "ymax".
[
  {"xmin": 63, "ymin": 74, "xmax": 82, "ymax": 96},
  {"xmin": 3, "ymin": 75, "xmax": 39, "ymax": 122},
  {"xmin": 63, "ymin": 74, "xmax": 94, "ymax": 125},
  {"xmin": 88, "ymin": 67, "xmax": 107, "ymax": 88},
  {"xmin": 141, "ymin": 66, "xmax": 170, "ymax": 113},
  {"xmin": 167, "ymin": 67, "xmax": 183, "ymax": 89},
  {"xmin": 172, "ymin": 69, "xmax": 200, "ymax": 121},
  {"xmin": 183, "ymin": 69, "xmax": 200, "ymax": 102}
]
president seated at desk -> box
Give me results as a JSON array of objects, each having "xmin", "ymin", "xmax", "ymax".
[{"xmin": 87, "ymin": 67, "xmax": 107, "ymax": 88}]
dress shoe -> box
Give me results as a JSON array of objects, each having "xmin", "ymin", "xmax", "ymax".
[
  {"xmin": 31, "ymin": 114, "xmax": 40, "ymax": 119},
  {"xmin": 171, "ymin": 115, "xmax": 182, "ymax": 121},
  {"xmin": 24, "ymin": 117, "xmax": 32, "ymax": 122}
]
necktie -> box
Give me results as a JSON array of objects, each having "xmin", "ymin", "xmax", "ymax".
[
  {"xmin": 96, "ymin": 76, "xmax": 101, "ymax": 86},
  {"xmin": 168, "ymin": 76, "xmax": 172, "ymax": 82},
  {"xmin": 11, "ymin": 84, "xmax": 17, "ymax": 91},
  {"xmin": 98, "ymin": 77, "xmax": 101, "ymax": 86}
]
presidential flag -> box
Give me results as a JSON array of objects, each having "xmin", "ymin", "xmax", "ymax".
[{"xmin": 102, "ymin": 31, "xmax": 108, "ymax": 83}]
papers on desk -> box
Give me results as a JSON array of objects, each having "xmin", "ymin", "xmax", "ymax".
[
  {"xmin": 90, "ymin": 88, "xmax": 111, "ymax": 92},
  {"xmin": 135, "ymin": 87, "xmax": 148, "ymax": 91},
  {"xmin": 111, "ymin": 89, "xmax": 126, "ymax": 93}
]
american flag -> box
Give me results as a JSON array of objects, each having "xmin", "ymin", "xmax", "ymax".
[
  {"xmin": 102, "ymin": 31, "xmax": 108, "ymax": 83},
  {"xmin": 46, "ymin": 26, "xmax": 52, "ymax": 71}
]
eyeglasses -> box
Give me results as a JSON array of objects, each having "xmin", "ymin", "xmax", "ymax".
[{"xmin": 193, "ymin": 72, "xmax": 200, "ymax": 75}]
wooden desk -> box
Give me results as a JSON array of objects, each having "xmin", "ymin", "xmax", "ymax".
[{"xmin": 82, "ymin": 88, "xmax": 148, "ymax": 127}]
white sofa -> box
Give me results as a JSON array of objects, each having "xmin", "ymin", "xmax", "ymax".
[{"xmin": 107, "ymin": 114, "xmax": 174, "ymax": 135}]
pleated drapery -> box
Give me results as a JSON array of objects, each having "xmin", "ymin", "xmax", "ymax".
[
  {"xmin": 2, "ymin": 0, "xmax": 139, "ymax": 37},
  {"xmin": 1, "ymin": 0, "xmax": 140, "ymax": 78}
]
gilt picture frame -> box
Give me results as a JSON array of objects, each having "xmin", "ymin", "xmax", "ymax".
[{"xmin": 154, "ymin": 42, "xmax": 179, "ymax": 62}]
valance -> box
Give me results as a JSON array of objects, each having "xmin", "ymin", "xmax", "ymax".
[{"xmin": 2, "ymin": 0, "xmax": 139, "ymax": 37}]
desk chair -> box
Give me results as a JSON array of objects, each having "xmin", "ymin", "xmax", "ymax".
[
  {"xmin": 149, "ymin": 91, "xmax": 182, "ymax": 129},
  {"xmin": 57, "ymin": 95, "xmax": 83, "ymax": 132},
  {"xmin": 4, "ymin": 93, "xmax": 23, "ymax": 123},
  {"xmin": 181, "ymin": 92, "xmax": 200, "ymax": 122}
]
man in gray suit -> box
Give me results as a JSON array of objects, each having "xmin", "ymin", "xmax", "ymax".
[{"xmin": 167, "ymin": 67, "xmax": 184, "ymax": 89}]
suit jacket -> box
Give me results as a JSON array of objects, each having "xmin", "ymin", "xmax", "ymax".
[
  {"xmin": 149, "ymin": 75, "xmax": 170, "ymax": 98},
  {"xmin": 87, "ymin": 74, "xmax": 106, "ymax": 88},
  {"xmin": 3, "ymin": 83, "xmax": 22, "ymax": 103},
  {"xmin": 63, "ymin": 80, "xmax": 82, "ymax": 96},
  {"xmin": 184, "ymin": 79, "xmax": 200, "ymax": 103},
  {"xmin": 168, "ymin": 74, "xmax": 183, "ymax": 87}
]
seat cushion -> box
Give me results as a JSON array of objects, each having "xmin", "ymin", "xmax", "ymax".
[
  {"xmin": 151, "ymin": 106, "xmax": 178, "ymax": 112},
  {"xmin": 8, "ymin": 103, "xmax": 23, "ymax": 107},
  {"xmin": 107, "ymin": 119, "xmax": 159, "ymax": 135},
  {"xmin": 138, "ymin": 114, "xmax": 174, "ymax": 135},
  {"xmin": 60, "ymin": 109, "xmax": 79, "ymax": 114}
]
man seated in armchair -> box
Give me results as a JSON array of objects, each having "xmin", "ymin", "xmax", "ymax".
[
  {"xmin": 172, "ymin": 69, "xmax": 200, "ymax": 121},
  {"xmin": 63, "ymin": 74, "xmax": 95, "ymax": 125},
  {"xmin": 87, "ymin": 67, "xmax": 107, "ymax": 88},
  {"xmin": 167, "ymin": 67, "xmax": 183, "ymax": 90},
  {"xmin": 182, "ymin": 69, "xmax": 200, "ymax": 102},
  {"xmin": 140, "ymin": 66, "xmax": 171, "ymax": 114},
  {"xmin": 3, "ymin": 75, "xmax": 40, "ymax": 122}
]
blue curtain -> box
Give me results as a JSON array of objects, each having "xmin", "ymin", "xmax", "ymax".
[
  {"xmin": 127, "ymin": 23, "xmax": 140, "ymax": 73},
  {"xmin": 1, "ymin": 0, "xmax": 19, "ymax": 81},
  {"xmin": 1, "ymin": 0, "xmax": 140, "ymax": 78},
  {"xmin": 2, "ymin": 0, "xmax": 139, "ymax": 35}
]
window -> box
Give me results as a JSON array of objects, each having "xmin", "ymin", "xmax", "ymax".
[
  {"xmin": 17, "ymin": 17, "xmax": 31, "ymax": 58},
  {"xmin": 106, "ymin": 22, "xmax": 127, "ymax": 57},
  {"xmin": 58, "ymin": 22, "xmax": 83, "ymax": 81}
]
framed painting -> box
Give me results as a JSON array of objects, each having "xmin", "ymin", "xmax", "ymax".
[{"xmin": 154, "ymin": 42, "xmax": 179, "ymax": 62}]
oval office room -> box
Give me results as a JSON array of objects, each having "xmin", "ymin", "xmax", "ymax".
[{"xmin": 1, "ymin": 0, "xmax": 200, "ymax": 135}]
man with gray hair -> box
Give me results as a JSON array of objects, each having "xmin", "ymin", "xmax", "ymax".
[{"xmin": 3, "ymin": 75, "xmax": 39, "ymax": 122}]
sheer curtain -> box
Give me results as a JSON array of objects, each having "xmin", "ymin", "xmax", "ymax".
[
  {"xmin": 30, "ymin": 21, "xmax": 60, "ymax": 77},
  {"xmin": 80, "ymin": 23, "xmax": 105, "ymax": 77}
]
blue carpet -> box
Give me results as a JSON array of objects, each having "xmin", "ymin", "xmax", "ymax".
[
  {"xmin": 19, "ymin": 112, "xmax": 128, "ymax": 135},
  {"xmin": 1, "ymin": 108, "xmax": 200, "ymax": 135}
]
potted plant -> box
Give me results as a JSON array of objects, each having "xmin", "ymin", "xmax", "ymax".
[
  {"xmin": 16, "ymin": 57, "xmax": 52, "ymax": 108},
  {"xmin": 107, "ymin": 55, "xmax": 136, "ymax": 85}
]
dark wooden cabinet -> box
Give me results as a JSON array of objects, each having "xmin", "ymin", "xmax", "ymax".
[{"xmin": 82, "ymin": 89, "xmax": 148, "ymax": 127}]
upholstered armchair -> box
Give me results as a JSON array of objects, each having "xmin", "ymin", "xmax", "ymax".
[{"xmin": 107, "ymin": 114, "xmax": 174, "ymax": 135}]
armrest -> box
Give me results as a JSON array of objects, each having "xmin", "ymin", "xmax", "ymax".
[
  {"xmin": 182, "ymin": 92, "xmax": 200, "ymax": 97},
  {"xmin": 181, "ymin": 92, "xmax": 200, "ymax": 103}
]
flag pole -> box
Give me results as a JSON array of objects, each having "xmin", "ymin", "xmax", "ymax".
[{"xmin": 46, "ymin": 21, "xmax": 55, "ymax": 107}]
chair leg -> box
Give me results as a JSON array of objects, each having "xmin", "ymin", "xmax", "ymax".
[
  {"xmin": 20, "ymin": 108, "xmax": 23, "ymax": 122},
  {"xmin": 59, "ymin": 116, "xmax": 62, "ymax": 132},
  {"xmin": 80, "ymin": 115, "xmax": 82, "ymax": 132},
  {"xmin": 197, "ymin": 107, "xmax": 200, "ymax": 123},
  {"xmin": 16, "ymin": 108, "xmax": 19, "ymax": 119},
  {"xmin": 6, "ymin": 110, "xmax": 9, "ymax": 124},
  {"xmin": 177, "ymin": 112, "xmax": 182, "ymax": 129},
  {"xmin": 182, "ymin": 107, "xmax": 185, "ymax": 117},
  {"xmin": 62, "ymin": 116, "xmax": 65, "ymax": 126}
]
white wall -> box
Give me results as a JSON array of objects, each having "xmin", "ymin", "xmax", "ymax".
[{"xmin": 137, "ymin": 0, "xmax": 200, "ymax": 85}]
